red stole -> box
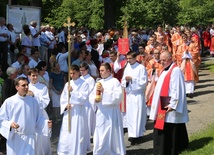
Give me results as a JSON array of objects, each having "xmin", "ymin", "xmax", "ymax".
[
  {"xmin": 154, "ymin": 64, "xmax": 177, "ymax": 130},
  {"xmin": 112, "ymin": 60, "xmax": 127, "ymax": 112}
]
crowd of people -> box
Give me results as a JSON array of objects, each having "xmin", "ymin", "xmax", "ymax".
[{"xmin": 0, "ymin": 15, "xmax": 214, "ymax": 154}]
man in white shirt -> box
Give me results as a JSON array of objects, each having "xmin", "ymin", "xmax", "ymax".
[
  {"xmin": 56, "ymin": 44, "xmax": 68, "ymax": 80},
  {"xmin": 30, "ymin": 20, "xmax": 43, "ymax": 49},
  {"xmin": 0, "ymin": 17, "xmax": 9, "ymax": 68},
  {"xmin": 28, "ymin": 48, "xmax": 41, "ymax": 68}
]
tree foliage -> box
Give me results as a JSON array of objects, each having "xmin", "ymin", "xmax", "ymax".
[
  {"xmin": 1, "ymin": 0, "xmax": 214, "ymax": 30},
  {"xmin": 177, "ymin": 0, "xmax": 214, "ymax": 26}
]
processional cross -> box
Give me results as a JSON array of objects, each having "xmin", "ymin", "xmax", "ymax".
[{"xmin": 63, "ymin": 17, "xmax": 75, "ymax": 133}]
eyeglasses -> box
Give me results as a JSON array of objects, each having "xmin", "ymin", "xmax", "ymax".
[{"xmin": 80, "ymin": 69, "xmax": 86, "ymax": 72}]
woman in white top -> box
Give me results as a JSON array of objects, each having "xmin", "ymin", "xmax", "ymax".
[{"xmin": 85, "ymin": 50, "xmax": 99, "ymax": 80}]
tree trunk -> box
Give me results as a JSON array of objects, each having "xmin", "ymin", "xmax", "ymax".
[{"xmin": 104, "ymin": 0, "xmax": 116, "ymax": 29}]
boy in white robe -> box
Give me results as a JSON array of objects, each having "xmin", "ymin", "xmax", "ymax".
[
  {"xmin": 121, "ymin": 51, "xmax": 148, "ymax": 145},
  {"xmin": 80, "ymin": 62, "xmax": 96, "ymax": 136},
  {"xmin": 0, "ymin": 77, "xmax": 52, "ymax": 155},
  {"xmin": 28, "ymin": 68, "xmax": 51, "ymax": 155},
  {"xmin": 57, "ymin": 65, "xmax": 90, "ymax": 155},
  {"xmin": 89, "ymin": 62, "xmax": 126, "ymax": 155}
]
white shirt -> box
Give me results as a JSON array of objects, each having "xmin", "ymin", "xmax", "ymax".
[
  {"xmin": 11, "ymin": 61, "xmax": 22, "ymax": 69},
  {"xmin": 56, "ymin": 52, "xmax": 68, "ymax": 73},
  {"xmin": 0, "ymin": 25, "xmax": 9, "ymax": 42},
  {"xmin": 21, "ymin": 35, "xmax": 32, "ymax": 57},
  {"xmin": 8, "ymin": 30, "xmax": 17, "ymax": 48},
  {"xmin": 30, "ymin": 25, "xmax": 41, "ymax": 46},
  {"xmin": 28, "ymin": 58, "xmax": 41, "ymax": 68}
]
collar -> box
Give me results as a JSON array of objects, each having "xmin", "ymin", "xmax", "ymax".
[{"xmin": 164, "ymin": 62, "xmax": 173, "ymax": 71}]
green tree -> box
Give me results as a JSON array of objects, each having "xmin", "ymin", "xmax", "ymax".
[
  {"xmin": 177, "ymin": 0, "xmax": 214, "ymax": 26},
  {"xmin": 119, "ymin": 0, "xmax": 180, "ymax": 29},
  {"xmin": 119, "ymin": 0, "xmax": 147, "ymax": 28}
]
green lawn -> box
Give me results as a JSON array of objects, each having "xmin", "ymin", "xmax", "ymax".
[{"xmin": 181, "ymin": 123, "xmax": 214, "ymax": 155}]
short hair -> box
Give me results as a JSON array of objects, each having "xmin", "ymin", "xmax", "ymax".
[
  {"xmin": 14, "ymin": 77, "xmax": 28, "ymax": 86},
  {"xmin": 79, "ymin": 62, "xmax": 89, "ymax": 70},
  {"xmin": 126, "ymin": 51, "xmax": 137, "ymax": 58},
  {"xmin": 30, "ymin": 20, "xmax": 37, "ymax": 26},
  {"xmin": 18, "ymin": 45, "xmax": 26, "ymax": 52},
  {"xmin": 77, "ymin": 49, "xmax": 85, "ymax": 58},
  {"xmin": 57, "ymin": 44, "xmax": 65, "ymax": 53},
  {"xmin": 161, "ymin": 51, "xmax": 172, "ymax": 59},
  {"xmin": 28, "ymin": 68, "xmax": 38, "ymax": 75},
  {"xmin": 0, "ymin": 17, "xmax": 5, "ymax": 21},
  {"xmin": 35, "ymin": 65, "xmax": 43, "ymax": 72},
  {"xmin": 16, "ymin": 53, "xmax": 24, "ymax": 59},
  {"xmin": 37, "ymin": 61, "xmax": 47, "ymax": 68},
  {"xmin": 70, "ymin": 65, "xmax": 79, "ymax": 72},
  {"xmin": 100, "ymin": 62, "xmax": 112, "ymax": 72},
  {"xmin": 20, "ymin": 64, "xmax": 29, "ymax": 72},
  {"xmin": 138, "ymin": 43, "xmax": 146, "ymax": 49},
  {"xmin": 85, "ymin": 50, "xmax": 91, "ymax": 56},
  {"xmin": 31, "ymin": 47, "xmax": 39, "ymax": 55},
  {"xmin": 6, "ymin": 67, "xmax": 17, "ymax": 76},
  {"xmin": 109, "ymin": 50, "xmax": 117, "ymax": 56}
]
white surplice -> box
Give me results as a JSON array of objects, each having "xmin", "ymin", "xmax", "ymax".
[
  {"xmin": 57, "ymin": 78, "xmax": 90, "ymax": 155},
  {"xmin": 81, "ymin": 74, "xmax": 96, "ymax": 136},
  {"xmin": 29, "ymin": 82, "xmax": 51, "ymax": 155},
  {"xmin": 121, "ymin": 62, "xmax": 148, "ymax": 138},
  {"xmin": 89, "ymin": 76, "xmax": 126, "ymax": 155},
  {"xmin": 149, "ymin": 64, "xmax": 189, "ymax": 123},
  {"xmin": 0, "ymin": 94, "xmax": 49, "ymax": 155}
]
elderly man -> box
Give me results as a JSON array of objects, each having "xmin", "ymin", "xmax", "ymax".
[{"xmin": 149, "ymin": 51, "xmax": 189, "ymax": 155}]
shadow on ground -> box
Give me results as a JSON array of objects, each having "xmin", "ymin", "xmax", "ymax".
[{"xmin": 185, "ymin": 137, "xmax": 213, "ymax": 152}]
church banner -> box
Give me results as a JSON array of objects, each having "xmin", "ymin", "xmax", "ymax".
[{"xmin": 118, "ymin": 38, "xmax": 129, "ymax": 55}]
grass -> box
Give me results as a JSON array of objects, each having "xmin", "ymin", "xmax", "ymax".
[
  {"xmin": 180, "ymin": 123, "xmax": 214, "ymax": 155},
  {"xmin": 180, "ymin": 58, "xmax": 214, "ymax": 155},
  {"xmin": 200, "ymin": 59, "xmax": 214, "ymax": 73}
]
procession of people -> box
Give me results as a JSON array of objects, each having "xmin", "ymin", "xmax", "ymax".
[{"xmin": 0, "ymin": 15, "xmax": 214, "ymax": 154}]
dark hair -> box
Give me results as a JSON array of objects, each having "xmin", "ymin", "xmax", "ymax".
[
  {"xmin": 14, "ymin": 77, "xmax": 28, "ymax": 86},
  {"xmin": 18, "ymin": 45, "xmax": 26, "ymax": 52},
  {"xmin": 31, "ymin": 47, "xmax": 39, "ymax": 55},
  {"xmin": 85, "ymin": 50, "xmax": 90, "ymax": 56},
  {"xmin": 37, "ymin": 61, "xmax": 47, "ymax": 68},
  {"xmin": 70, "ymin": 65, "xmax": 79, "ymax": 72},
  {"xmin": 138, "ymin": 43, "xmax": 146, "ymax": 49},
  {"xmin": 109, "ymin": 50, "xmax": 117, "ymax": 56},
  {"xmin": 79, "ymin": 62, "xmax": 89, "ymax": 70},
  {"xmin": 22, "ymin": 24, "xmax": 30, "ymax": 35},
  {"xmin": 126, "ymin": 50, "xmax": 137, "ymax": 58},
  {"xmin": 57, "ymin": 44, "xmax": 65, "ymax": 52},
  {"xmin": 28, "ymin": 68, "xmax": 38, "ymax": 75},
  {"xmin": 100, "ymin": 62, "xmax": 112, "ymax": 72}
]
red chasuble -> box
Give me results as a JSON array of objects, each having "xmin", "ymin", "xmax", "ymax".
[{"xmin": 154, "ymin": 64, "xmax": 176, "ymax": 130}]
